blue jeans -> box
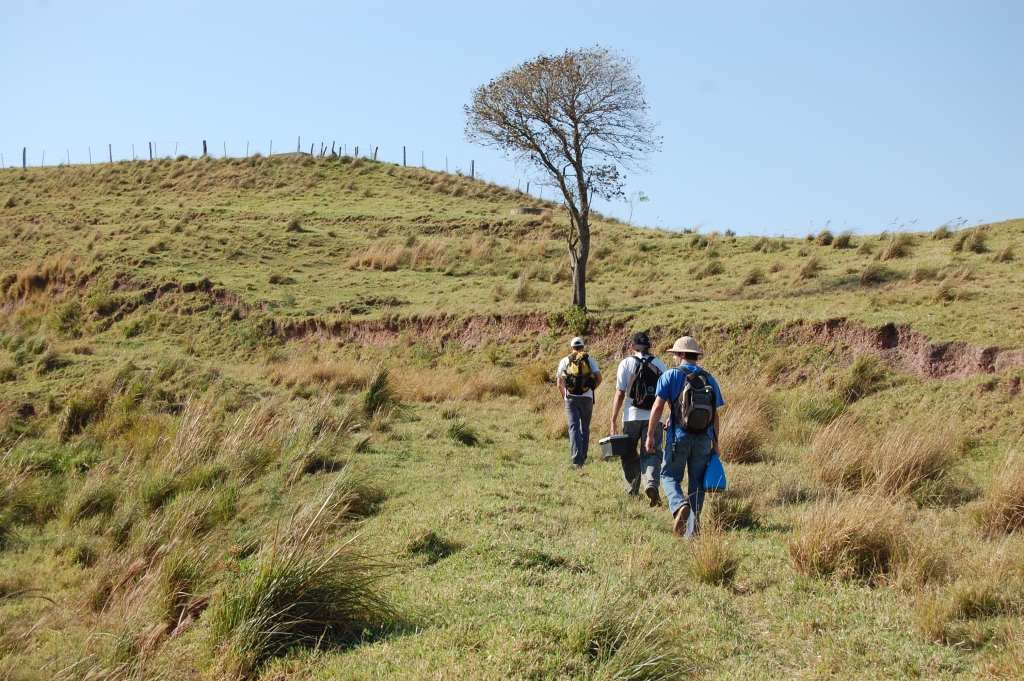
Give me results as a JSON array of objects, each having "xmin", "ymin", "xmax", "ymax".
[
  {"xmin": 662, "ymin": 433, "xmax": 713, "ymax": 519},
  {"xmin": 564, "ymin": 395, "xmax": 593, "ymax": 466}
]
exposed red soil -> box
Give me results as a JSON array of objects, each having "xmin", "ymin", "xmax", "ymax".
[
  {"xmin": 276, "ymin": 312, "xmax": 1023, "ymax": 382},
  {"xmin": 782, "ymin": 318, "xmax": 1024, "ymax": 381}
]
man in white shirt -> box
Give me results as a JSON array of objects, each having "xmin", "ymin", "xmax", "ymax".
[
  {"xmin": 556, "ymin": 336, "xmax": 602, "ymax": 469},
  {"xmin": 610, "ymin": 332, "xmax": 668, "ymax": 506}
]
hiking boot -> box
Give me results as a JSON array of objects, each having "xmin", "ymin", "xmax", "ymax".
[
  {"xmin": 572, "ymin": 463, "xmax": 583, "ymax": 470},
  {"xmin": 672, "ymin": 504, "xmax": 690, "ymax": 536},
  {"xmin": 645, "ymin": 486, "xmax": 662, "ymax": 508}
]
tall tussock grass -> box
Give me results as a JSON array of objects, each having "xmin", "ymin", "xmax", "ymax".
[
  {"xmin": 718, "ymin": 389, "xmax": 771, "ymax": 464},
  {"xmin": 568, "ymin": 586, "xmax": 689, "ymax": 681},
  {"xmin": 686, "ymin": 516, "xmax": 742, "ymax": 586},
  {"xmin": 788, "ymin": 493, "xmax": 909, "ymax": 583},
  {"xmin": 980, "ymin": 446, "xmax": 1024, "ymax": 536},
  {"xmin": 806, "ymin": 414, "xmax": 957, "ymax": 496},
  {"xmin": 209, "ymin": 531, "xmax": 392, "ymax": 680}
]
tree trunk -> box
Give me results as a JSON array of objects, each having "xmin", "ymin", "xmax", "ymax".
[{"xmin": 571, "ymin": 213, "xmax": 590, "ymax": 308}]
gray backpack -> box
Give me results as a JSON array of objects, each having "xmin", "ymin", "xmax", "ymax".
[{"xmin": 671, "ymin": 367, "xmax": 716, "ymax": 433}]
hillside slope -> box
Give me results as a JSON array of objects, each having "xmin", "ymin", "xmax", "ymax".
[{"xmin": 1, "ymin": 157, "xmax": 1023, "ymax": 680}]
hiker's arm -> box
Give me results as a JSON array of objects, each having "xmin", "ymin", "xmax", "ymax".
[
  {"xmin": 556, "ymin": 376, "xmax": 566, "ymax": 400},
  {"xmin": 645, "ymin": 397, "xmax": 666, "ymax": 453},
  {"xmin": 610, "ymin": 390, "xmax": 625, "ymax": 435},
  {"xmin": 593, "ymin": 371, "xmax": 603, "ymax": 390},
  {"xmin": 712, "ymin": 411, "xmax": 721, "ymax": 454}
]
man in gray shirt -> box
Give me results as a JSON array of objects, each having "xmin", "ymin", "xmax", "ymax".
[{"xmin": 610, "ymin": 332, "xmax": 667, "ymax": 506}]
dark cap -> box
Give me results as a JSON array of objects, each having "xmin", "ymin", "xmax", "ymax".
[{"xmin": 631, "ymin": 332, "xmax": 651, "ymax": 349}]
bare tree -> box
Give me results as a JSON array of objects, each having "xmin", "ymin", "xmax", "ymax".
[{"xmin": 465, "ymin": 46, "xmax": 660, "ymax": 309}]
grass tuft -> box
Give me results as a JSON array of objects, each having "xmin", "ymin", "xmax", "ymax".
[
  {"xmin": 362, "ymin": 367, "xmax": 402, "ymax": 418},
  {"xmin": 879, "ymin": 232, "xmax": 913, "ymax": 260},
  {"xmin": 980, "ymin": 447, "xmax": 1024, "ymax": 536},
  {"xmin": 446, "ymin": 417, "xmax": 480, "ymax": 446},
  {"xmin": 718, "ymin": 391, "xmax": 771, "ymax": 464},
  {"xmin": 687, "ymin": 518, "xmax": 742, "ymax": 586},
  {"xmin": 832, "ymin": 230, "xmax": 854, "ymax": 249}
]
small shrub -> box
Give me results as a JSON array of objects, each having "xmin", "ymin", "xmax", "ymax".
[
  {"xmin": 879, "ymin": 232, "xmax": 912, "ymax": 260},
  {"xmin": 814, "ymin": 229, "xmax": 834, "ymax": 246},
  {"xmin": 832, "ymin": 230, "xmax": 854, "ymax": 249},
  {"xmin": 788, "ymin": 493, "xmax": 908, "ymax": 583},
  {"xmin": 564, "ymin": 305, "xmax": 588, "ymax": 336},
  {"xmin": 980, "ymin": 448, "xmax": 1024, "ymax": 536}
]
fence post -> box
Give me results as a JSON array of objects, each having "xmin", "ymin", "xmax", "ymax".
[
  {"xmin": 374, "ymin": 147, "xmax": 378, "ymax": 161},
  {"xmin": 246, "ymin": 142, "xmax": 249, "ymax": 157},
  {"xmin": 471, "ymin": 160, "xmax": 474, "ymax": 179},
  {"xmin": 355, "ymin": 146, "xmax": 358, "ymax": 158},
  {"xmin": 310, "ymin": 143, "xmax": 314, "ymax": 156},
  {"xmin": 421, "ymin": 151, "xmax": 424, "ymax": 168},
  {"xmin": 23, "ymin": 148, "xmax": 26, "ymax": 169},
  {"xmin": 269, "ymin": 141, "xmax": 273, "ymax": 156},
  {"xmin": 297, "ymin": 136, "xmax": 301, "ymax": 153},
  {"xmin": 67, "ymin": 149, "xmax": 71, "ymax": 165},
  {"xmin": 109, "ymin": 144, "xmax": 112, "ymax": 163},
  {"xmin": 131, "ymin": 144, "xmax": 135, "ymax": 161},
  {"xmin": 224, "ymin": 142, "xmax": 227, "ymax": 158},
  {"xmin": 403, "ymin": 146, "xmax": 406, "ymax": 166},
  {"xmin": 202, "ymin": 140, "xmax": 207, "ymax": 157},
  {"xmin": 89, "ymin": 147, "xmax": 92, "ymax": 164},
  {"xmin": 149, "ymin": 142, "xmax": 153, "ymax": 160}
]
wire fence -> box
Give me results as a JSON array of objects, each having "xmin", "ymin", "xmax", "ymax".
[{"xmin": 0, "ymin": 138, "xmax": 562, "ymax": 200}]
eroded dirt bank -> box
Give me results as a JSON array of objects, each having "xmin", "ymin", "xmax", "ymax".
[{"xmin": 275, "ymin": 312, "xmax": 1024, "ymax": 382}]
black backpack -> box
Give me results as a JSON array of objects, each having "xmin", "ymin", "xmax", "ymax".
[
  {"xmin": 671, "ymin": 367, "xmax": 717, "ymax": 433},
  {"xmin": 628, "ymin": 356, "xmax": 663, "ymax": 410}
]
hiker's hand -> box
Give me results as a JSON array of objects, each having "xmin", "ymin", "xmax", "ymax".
[
  {"xmin": 645, "ymin": 435, "xmax": 655, "ymax": 453},
  {"xmin": 610, "ymin": 422, "xmax": 617, "ymax": 436}
]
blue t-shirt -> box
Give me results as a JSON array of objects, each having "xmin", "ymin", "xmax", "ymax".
[{"xmin": 654, "ymin": 363, "xmax": 725, "ymax": 441}]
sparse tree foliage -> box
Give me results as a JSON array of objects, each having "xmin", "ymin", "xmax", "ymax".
[{"xmin": 465, "ymin": 46, "xmax": 660, "ymax": 308}]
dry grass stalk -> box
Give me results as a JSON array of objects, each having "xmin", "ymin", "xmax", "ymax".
[{"xmin": 879, "ymin": 232, "xmax": 913, "ymax": 260}]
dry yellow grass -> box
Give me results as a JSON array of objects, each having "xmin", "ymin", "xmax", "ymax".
[
  {"xmin": 788, "ymin": 493, "xmax": 909, "ymax": 582},
  {"xmin": 980, "ymin": 446, "xmax": 1024, "ymax": 536},
  {"xmin": 717, "ymin": 390, "xmax": 771, "ymax": 464},
  {"xmin": 806, "ymin": 414, "xmax": 956, "ymax": 495}
]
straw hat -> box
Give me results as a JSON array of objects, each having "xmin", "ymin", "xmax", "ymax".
[{"xmin": 667, "ymin": 336, "xmax": 704, "ymax": 355}]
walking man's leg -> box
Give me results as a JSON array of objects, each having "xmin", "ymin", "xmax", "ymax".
[
  {"xmin": 662, "ymin": 435, "xmax": 691, "ymax": 534},
  {"xmin": 640, "ymin": 421, "xmax": 663, "ymax": 506},
  {"xmin": 685, "ymin": 435, "xmax": 714, "ymax": 534},
  {"xmin": 564, "ymin": 397, "xmax": 583, "ymax": 466},
  {"xmin": 578, "ymin": 397, "xmax": 593, "ymax": 464}
]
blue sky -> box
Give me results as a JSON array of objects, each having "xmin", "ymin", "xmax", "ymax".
[{"xmin": 3, "ymin": 0, "xmax": 1021, "ymax": 235}]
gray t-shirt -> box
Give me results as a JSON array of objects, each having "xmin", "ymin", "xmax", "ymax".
[
  {"xmin": 556, "ymin": 354, "xmax": 601, "ymax": 400},
  {"xmin": 615, "ymin": 354, "xmax": 669, "ymax": 422}
]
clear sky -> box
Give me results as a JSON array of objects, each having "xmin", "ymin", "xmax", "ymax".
[{"xmin": 3, "ymin": 1, "xmax": 1021, "ymax": 235}]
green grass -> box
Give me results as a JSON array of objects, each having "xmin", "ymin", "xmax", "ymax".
[{"xmin": 1, "ymin": 157, "xmax": 1023, "ymax": 679}]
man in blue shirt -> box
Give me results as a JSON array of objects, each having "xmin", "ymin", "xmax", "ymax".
[{"xmin": 645, "ymin": 336, "xmax": 724, "ymax": 537}]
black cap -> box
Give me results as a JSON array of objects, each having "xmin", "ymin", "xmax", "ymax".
[{"xmin": 631, "ymin": 332, "xmax": 651, "ymax": 349}]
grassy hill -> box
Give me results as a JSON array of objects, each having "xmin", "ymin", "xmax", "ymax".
[{"xmin": 1, "ymin": 155, "xmax": 1023, "ymax": 679}]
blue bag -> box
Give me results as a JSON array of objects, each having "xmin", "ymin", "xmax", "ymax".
[{"xmin": 703, "ymin": 452, "xmax": 727, "ymax": 491}]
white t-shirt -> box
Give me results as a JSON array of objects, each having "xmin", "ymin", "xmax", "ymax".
[
  {"xmin": 556, "ymin": 354, "xmax": 601, "ymax": 400},
  {"xmin": 615, "ymin": 354, "xmax": 669, "ymax": 422}
]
